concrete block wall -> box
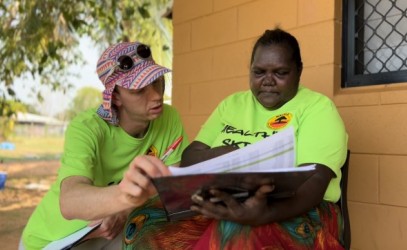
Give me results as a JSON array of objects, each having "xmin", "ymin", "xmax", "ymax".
[
  {"xmin": 172, "ymin": 0, "xmax": 407, "ymax": 249},
  {"xmin": 336, "ymin": 87, "xmax": 407, "ymax": 249}
]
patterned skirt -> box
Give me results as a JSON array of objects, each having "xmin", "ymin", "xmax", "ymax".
[{"xmin": 123, "ymin": 197, "xmax": 345, "ymax": 250}]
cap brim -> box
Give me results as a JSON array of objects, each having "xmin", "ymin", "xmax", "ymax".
[{"xmin": 117, "ymin": 62, "xmax": 171, "ymax": 90}]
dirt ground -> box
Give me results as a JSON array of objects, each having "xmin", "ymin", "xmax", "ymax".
[{"xmin": 0, "ymin": 160, "xmax": 60, "ymax": 250}]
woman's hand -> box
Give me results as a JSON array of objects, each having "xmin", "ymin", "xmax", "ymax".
[
  {"xmin": 190, "ymin": 185, "xmax": 275, "ymax": 226},
  {"xmin": 190, "ymin": 164, "xmax": 335, "ymax": 226}
]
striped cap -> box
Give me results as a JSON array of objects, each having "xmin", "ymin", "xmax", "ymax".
[{"xmin": 96, "ymin": 42, "xmax": 171, "ymax": 125}]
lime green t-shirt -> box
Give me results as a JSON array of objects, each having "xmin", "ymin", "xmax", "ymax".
[
  {"xmin": 195, "ymin": 86, "xmax": 348, "ymax": 202},
  {"xmin": 22, "ymin": 104, "xmax": 188, "ymax": 250}
]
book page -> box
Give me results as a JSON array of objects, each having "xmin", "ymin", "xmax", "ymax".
[
  {"xmin": 169, "ymin": 126, "xmax": 296, "ymax": 176},
  {"xmin": 43, "ymin": 223, "xmax": 101, "ymax": 250}
]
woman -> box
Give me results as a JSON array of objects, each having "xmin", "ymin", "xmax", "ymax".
[{"xmin": 124, "ymin": 28, "xmax": 348, "ymax": 249}]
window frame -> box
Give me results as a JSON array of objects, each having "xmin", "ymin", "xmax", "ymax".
[{"xmin": 342, "ymin": 0, "xmax": 407, "ymax": 88}]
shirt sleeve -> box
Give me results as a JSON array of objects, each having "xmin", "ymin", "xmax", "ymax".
[
  {"xmin": 296, "ymin": 97, "xmax": 348, "ymax": 176},
  {"xmin": 194, "ymin": 99, "xmax": 227, "ymax": 146},
  {"xmin": 59, "ymin": 117, "xmax": 100, "ymax": 182},
  {"xmin": 162, "ymin": 106, "xmax": 189, "ymax": 166}
]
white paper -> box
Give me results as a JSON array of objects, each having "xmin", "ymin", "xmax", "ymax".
[
  {"xmin": 43, "ymin": 223, "xmax": 101, "ymax": 250},
  {"xmin": 169, "ymin": 127, "xmax": 305, "ymax": 176}
]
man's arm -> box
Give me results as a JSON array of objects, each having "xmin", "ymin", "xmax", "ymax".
[
  {"xmin": 60, "ymin": 176, "xmax": 128, "ymax": 220},
  {"xmin": 60, "ymin": 155, "xmax": 170, "ymax": 221}
]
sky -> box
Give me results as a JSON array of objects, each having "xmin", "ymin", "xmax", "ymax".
[{"xmin": 14, "ymin": 37, "xmax": 103, "ymax": 116}]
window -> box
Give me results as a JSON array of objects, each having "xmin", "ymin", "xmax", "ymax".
[{"xmin": 342, "ymin": 0, "xmax": 407, "ymax": 87}]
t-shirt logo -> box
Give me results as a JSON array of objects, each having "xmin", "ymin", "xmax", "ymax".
[
  {"xmin": 267, "ymin": 113, "xmax": 292, "ymax": 130},
  {"xmin": 146, "ymin": 145, "xmax": 158, "ymax": 157}
]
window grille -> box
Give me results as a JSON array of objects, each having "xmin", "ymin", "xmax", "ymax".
[{"xmin": 342, "ymin": 0, "xmax": 407, "ymax": 87}]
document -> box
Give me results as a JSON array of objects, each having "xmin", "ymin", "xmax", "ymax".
[
  {"xmin": 43, "ymin": 223, "xmax": 101, "ymax": 250},
  {"xmin": 169, "ymin": 126, "xmax": 296, "ymax": 175},
  {"xmin": 152, "ymin": 127, "xmax": 317, "ymax": 221}
]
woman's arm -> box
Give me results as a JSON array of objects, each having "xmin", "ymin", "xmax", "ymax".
[
  {"xmin": 180, "ymin": 141, "xmax": 238, "ymax": 167},
  {"xmin": 190, "ymin": 164, "xmax": 334, "ymax": 226}
]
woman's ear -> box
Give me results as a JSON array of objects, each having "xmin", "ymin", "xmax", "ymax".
[{"xmin": 298, "ymin": 64, "xmax": 303, "ymax": 77}]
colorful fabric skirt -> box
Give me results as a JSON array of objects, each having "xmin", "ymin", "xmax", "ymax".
[{"xmin": 123, "ymin": 197, "xmax": 344, "ymax": 250}]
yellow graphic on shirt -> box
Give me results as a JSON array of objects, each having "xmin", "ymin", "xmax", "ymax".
[
  {"xmin": 267, "ymin": 113, "xmax": 293, "ymax": 130},
  {"xmin": 146, "ymin": 145, "xmax": 158, "ymax": 157}
]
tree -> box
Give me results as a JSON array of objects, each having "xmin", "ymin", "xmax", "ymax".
[
  {"xmin": 64, "ymin": 87, "xmax": 102, "ymax": 120},
  {"xmin": 0, "ymin": 100, "xmax": 27, "ymax": 140},
  {"xmin": 0, "ymin": 0, "xmax": 173, "ymax": 109},
  {"xmin": 119, "ymin": 0, "xmax": 173, "ymax": 68}
]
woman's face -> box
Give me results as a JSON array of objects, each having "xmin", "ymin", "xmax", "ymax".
[{"xmin": 250, "ymin": 44, "xmax": 302, "ymax": 110}]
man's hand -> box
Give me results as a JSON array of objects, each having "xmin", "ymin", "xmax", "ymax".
[
  {"xmin": 81, "ymin": 209, "xmax": 129, "ymax": 241},
  {"xmin": 118, "ymin": 155, "xmax": 171, "ymax": 207}
]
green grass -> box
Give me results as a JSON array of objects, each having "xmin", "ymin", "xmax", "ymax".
[{"xmin": 0, "ymin": 136, "xmax": 64, "ymax": 162}]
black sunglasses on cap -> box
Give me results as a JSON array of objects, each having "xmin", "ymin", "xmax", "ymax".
[
  {"xmin": 103, "ymin": 44, "xmax": 152, "ymax": 85},
  {"xmin": 116, "ymin": 44, "xmax": 152, "ymax": 71}
]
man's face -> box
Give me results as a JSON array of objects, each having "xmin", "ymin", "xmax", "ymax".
[{"xmin": 113, "ymin": 76, "xmax": 165, "ymax": 123}]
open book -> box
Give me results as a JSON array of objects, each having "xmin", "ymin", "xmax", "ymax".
[{"xmin": 152, "ymin": 127, "xmax": 317, "ymax": 221}]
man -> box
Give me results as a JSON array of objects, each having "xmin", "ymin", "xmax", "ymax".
[{"xmin": 21, "ymin": 42, "xmax": 188, "ymax": 249}]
